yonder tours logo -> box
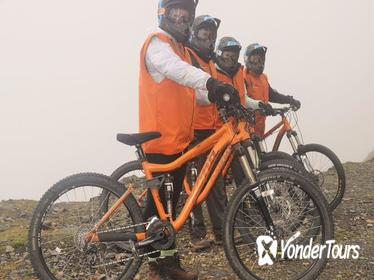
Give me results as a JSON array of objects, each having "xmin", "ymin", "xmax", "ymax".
[{"xmin": 256, "ymin": 233, "xmax": 360, "ymax": 266}]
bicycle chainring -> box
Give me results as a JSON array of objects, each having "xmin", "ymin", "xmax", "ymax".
[{"xmin": 147, "ymin": 220, "xmax": 175, "ymax": 250}]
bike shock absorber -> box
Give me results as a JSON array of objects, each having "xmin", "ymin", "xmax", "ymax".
[
  {"xmin": 233, "ymin": 143, "xmax": 257, "ymax": 184},
  {"xmin": 257, "ymin": 140, "xmax": 266, "ymax": 153},
  {"xmin": 251, "ymin": 133, "xmax": 266, "ymax": 154},
  {"xmin": 292, "ymin": 131, "xmax": 302, "ymax": 146},
  {"xmin": 287, "ymin": 131, "xmax": 299, "ymax": 153},
  {"xmin": 190, "ymin": 161, "xmax": 198, "ymax": 187},
  {"xmin": 164, "ymin": 174, "xmax": 174, "ymax": 217},
  {"xmin": 242, "ymin": 140, "xmax": 260, "ymax": 170}
]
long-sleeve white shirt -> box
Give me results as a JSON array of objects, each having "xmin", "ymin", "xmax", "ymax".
[
  {"xmin": 144, "ymin": 29, "xmax": 261, "ymax": 108},
  {"xmin": 145, "ymin": 28, "xmax": 211, "ymax": 104}
]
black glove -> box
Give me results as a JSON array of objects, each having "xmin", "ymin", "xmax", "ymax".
[
  {"xmin": 258, "ymin": 101, "xmax": 274, "ymax": 115},
  {"xmin": 206, "ymin": 77, "xmax": 240, "ymax": 106},
  {"xmin": 288, "ymin": 96, "xmax": 301, "ymax": 110}
]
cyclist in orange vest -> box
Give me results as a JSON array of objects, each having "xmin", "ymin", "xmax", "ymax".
[
  {"xmin": 215, "ymin": 37, "xmax": 246, "ymax": 107},
  {"xmin": 184, "ymin": 15, "xmax": 226, "ymax": 250},
  {"xmin": 214, "ymin": 38, "xmax": 269, "ymax": 190},
  {"xmin": 139, "ymin": 1, "xmax": 239, "ymax": 279},
  {"xmin": 244, "ymin": 43, "xmax": 301, "ymax": 137}
]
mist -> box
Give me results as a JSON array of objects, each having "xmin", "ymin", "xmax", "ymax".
[{"xmin": 0, "ymin": 0, "xmax": 373, "ymax": 200}]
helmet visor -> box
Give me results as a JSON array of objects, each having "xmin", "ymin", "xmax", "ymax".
[
  {"xmin": 248, "ymin": 53, "xmax": 265, "ymax": 65},
  {"xmin": 217, "ymin": 49, "xmax": 240, "ymax": 71},
  {"xmin": 166, "ymin": 7, "xmax": 192, "ymax": 24}
]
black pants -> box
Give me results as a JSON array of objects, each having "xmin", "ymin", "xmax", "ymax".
[
  {"xmin": 144, "ymin": 152, "xmax": 187, "ymax": 254},
  {"xmin": 189, "ymin": 129, "xmax": 228, "ymax": 241},
  {"xmin": 231, "ymin": 156, "xmax": 246, "ymax": 187}
]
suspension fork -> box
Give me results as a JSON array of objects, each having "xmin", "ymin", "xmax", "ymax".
[
  {"xmin": 233, "ymin": 143, "xmax": 276, "ymax": 233},
  {"xmin": 250, "ymin": 187, "xmax": 276, "ymax": 235},
  {"xmin": 286, "ymin": 130, "xmax": 314, "ymax": 172},
  {"xmin": 233, "ymin": 143, "xmax": 257, "ymax": 184},
  {"xmin": 286, "ymin": 130, "xmax": 300, "ymax": 154}
]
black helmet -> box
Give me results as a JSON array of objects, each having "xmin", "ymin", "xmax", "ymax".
[
  {"xmin": 216, "ymin": 37, "xmax": 242, "ymax": 76},
  {"xmin": 244, "ymin": 43, "xmax": 267, "ymax": 75},
  {"xmin": 189, "ymin": 15, "xmax": 221, "ymax": 61},
  {"xmin": 158, "ymin": 0, "xmax": 199, "ymax": 43}
]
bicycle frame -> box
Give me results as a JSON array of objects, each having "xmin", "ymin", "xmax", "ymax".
[
  {"xmin": 183, "ymin": 125, "xmax": 257, "ymax": 193},
  {"xmin": 87, "ymin": 118, "xmax": 254, "ymax": 243},
  {"xmin": 261, "ymin": 109, "xmax": 319, "ymax": 175},
  {"xmin": 262, "ymin": 110, "xmax": 303, "ymax": 153}
]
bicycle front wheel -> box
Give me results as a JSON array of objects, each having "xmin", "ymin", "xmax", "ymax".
[
  {"xmin": 28, "ymin": 173, "xmax": 145, "ymax": 280},
  {"xmin": 223, "ymin": 169, "xmax": 334, "ymax": 280}
]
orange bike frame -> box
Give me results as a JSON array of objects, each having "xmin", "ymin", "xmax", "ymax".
[
  {"xmin": 88, "ymin": 119, "xmax": 252, "ymax": 243},
  {"xmin": 263, "ymin": 115, "xmax": 292, "ymax": 152},
  {"xmin": 141, "ymin": 120, "xmax": 250, "ymax": 232}
]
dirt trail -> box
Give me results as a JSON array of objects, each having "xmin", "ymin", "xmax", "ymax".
[{"xmin": 0, "ymin": 160, "xmax": 373, "ymax": 279}]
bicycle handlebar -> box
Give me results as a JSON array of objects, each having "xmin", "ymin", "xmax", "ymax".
[
  {"xmin": 218, "ymin": 102, "xmax": 299, "ymax": 124},
  {"xmin": 261, "ymin": 105, "xmax": 299, "ymax": 116}
]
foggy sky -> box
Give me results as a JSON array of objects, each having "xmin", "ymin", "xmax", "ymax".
[{"xmin": 0, "ymin": 0, "xmax": 373, "ymax": 200}]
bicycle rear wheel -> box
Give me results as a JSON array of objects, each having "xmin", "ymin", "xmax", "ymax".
[
  {"xmin": 28, "ymin": 173, "xmax": 145, "ymax": 280},
  {"xmin": 223, "ymin": 169, "xmax": 334, "ymax": 280},
  {"xmin": 296, "ymin": 144, "xmax": 346, "ymax": 211}
]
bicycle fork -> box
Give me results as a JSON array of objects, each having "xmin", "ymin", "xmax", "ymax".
[
  {"xmin": 234, "ymin": 143, "xmax": 276, "ymax": 235},
  {"xmin": 287, "ymin": 131, "xmax": 314, "ymax": 172}
]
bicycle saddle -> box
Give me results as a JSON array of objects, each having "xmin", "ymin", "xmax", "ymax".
[{"xmin": 117, "ymin": 132, "xmax": 161, "ymax": 146}]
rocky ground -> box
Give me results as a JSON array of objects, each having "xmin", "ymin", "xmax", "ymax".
[{"xmin": 0, "ymin": 160, "xmax": 373, "ymax": 280}]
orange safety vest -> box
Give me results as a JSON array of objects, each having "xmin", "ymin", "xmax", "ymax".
[
  {"xmin": 139, "ymin": 33, "xmax": 195, "ymax": 155},
  {"xmin": 243, "ymin": 69, "xmax": 269, "ymax": 137},
  {"xmin": 215, "ymin": 65, "xmax": 246, "ymax": 127},
  {"xmin": 186, "ymin": 47, "xmax": 218, "ymax": 130}
]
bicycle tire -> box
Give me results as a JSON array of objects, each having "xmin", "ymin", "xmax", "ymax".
[
  {"xmin": 297, "ymin": 143, "xmax": 346, "ymax": 211},
  {"xmin": 236, "ymin": 161, "xmax": 321, "ymax": 247},
  {"xmin": 28, "ymin": 173, "xmax": 145, "ymax": 280},
  {"xmin": 261, "ymin": 151, "xmax": 299, "ymax": 163},
  {"xmin": 98, "ymin": 160, "xmax": 146, "ymax": 213},
  {"xmin": 223, "ymin": 169, "xmax": 334, "ymax": 280}
]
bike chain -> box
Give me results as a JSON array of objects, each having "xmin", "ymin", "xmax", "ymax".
[
  {"xmin": 95, "ymin": 221, "xmax": 149, "ymax": 234},
  {"xmin": 91, "ymin": 221, "xmax": 158, "ymax": 268},
  {"xmin": 91, "ymin": 250, "xmax": 160, "ymax": 268}
]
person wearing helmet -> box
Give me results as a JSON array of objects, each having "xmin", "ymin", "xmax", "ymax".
[
  {"xmin": 244, "ymin": 43, "xmax": 301, "ymax": 137},
  {"xmin": 184, "ymin": 15, "xmax": 226, "ymax": 250},
  {"xmin": 215, "ymin": 36, "xmax": 246, "ymax": 106},
  {"xmin": 139, "ymin": 1, "xmax": 239, "ymax": 279},
  {"xmin": 214, "ymin": 38, "xmax": 268, "ymax": 194}
]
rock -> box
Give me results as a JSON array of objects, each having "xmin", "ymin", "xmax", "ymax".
[
  {"xmin": 5, "ymin": 245, "xmax": 15, "ymax": 253},
  {"xmin": 19, "ymin": 212, "xmax": 28, "ymax": 218}
]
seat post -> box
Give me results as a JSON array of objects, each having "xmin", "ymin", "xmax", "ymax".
[{"xmin": 135, "ymin": 144, "xmax": 146, "ymax": 162}]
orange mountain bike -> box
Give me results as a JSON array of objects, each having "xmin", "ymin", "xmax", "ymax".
[
  {"xmin": 28, "ymin": 104, "xmax": 333, "ymax": 280},
  {"xmin": 256, "ymin": 106, "xmax": 346, "ymax": 211}
]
